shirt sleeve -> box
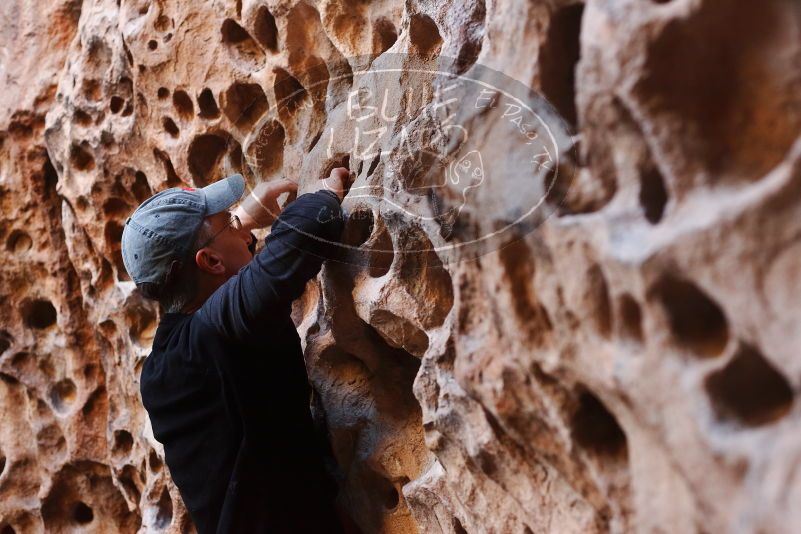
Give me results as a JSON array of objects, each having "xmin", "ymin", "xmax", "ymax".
[{"xmin": 197, "ymin": 190, "xmax": 344, "ymax": 340}]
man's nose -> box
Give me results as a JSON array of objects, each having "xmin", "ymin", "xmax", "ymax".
[{"xmin": 237, "ymin": 224, "xmax": 253, "ymax": 245}]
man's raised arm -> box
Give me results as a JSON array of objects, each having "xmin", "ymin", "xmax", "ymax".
[{"xmin": 198, "ymin": 168, "xmax": 351, "ymax": 340}]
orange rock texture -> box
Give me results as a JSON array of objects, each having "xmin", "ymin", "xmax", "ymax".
[{"xmin": 1, "ymin": 0, "xmax": 801, "ymax": 532}]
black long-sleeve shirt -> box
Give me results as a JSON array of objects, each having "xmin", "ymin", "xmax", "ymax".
[{"xmin": 140, "ymin": 190, "xmax": 345, "ymax": 533}]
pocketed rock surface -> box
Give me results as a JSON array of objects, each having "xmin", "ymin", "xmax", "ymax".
[{"xmin": 1, "ymin": 0, "xmax": 801, "ymax": 532}]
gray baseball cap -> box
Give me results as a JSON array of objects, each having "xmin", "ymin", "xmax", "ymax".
[{"xmin": 121, "ymin": 174, "xmax": 246, "ymax": 285}]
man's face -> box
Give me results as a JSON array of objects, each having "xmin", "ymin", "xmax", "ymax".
[{"xmin": 201, "ymin": 210, "xmax": 253, "ymax": 276}]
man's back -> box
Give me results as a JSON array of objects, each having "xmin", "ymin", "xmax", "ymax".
[{"xmin": 139, "ymin": 190, "xmax": 345, "ymax": 533}]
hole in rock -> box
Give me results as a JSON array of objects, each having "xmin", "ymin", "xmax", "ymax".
[
  {"xmin": 372, "ymin": 18, "xmax": 397, "ymax": 56},
  {"xmin": 76, "ymin": 196, "xmax": 90, "ymax": 211},
  {"xmin": 11, "ymin": 351, "xmax": 29, "ymax": 367},
  {"xmin": 100, "ymin": 258, "xmax": 114, "ymax": 283},
  {"xmin": 221, "ymin": 19, "xmax": 264, "ymax": 67},
  {"xmin": 539, "ymin": 3, "xmax": 584, "ymax": 129},
  {"xmin": 6, "ymin": 230, "xmax": 32, "ymax": 254},
  {"xmin": 253, "ymin": 6, "xmax": 278, "ymax": 52},
  {"xmin": 148, "ymin": 40, "xmax": 158, "ymax": 51},
  {"xmin": 172, "ymin": 90, "xmax": 194, "ymax": 120},
  {"xmin": 81, "ymin": 388, "xmax": 107, "ymax": 423},
  {"xmin": 0, "ymin": 331, "xmax": 10, "ymax": 354},
  {"xmin": 157, "ymin": 87, "xmax": 169, "ymax": 99},
  {"xmin": 117, "ymin": 472, "xmax": 142, "ymax": 503},
  {"xmin": 83, "ymin": 363, "xmax": 97, "ymax": 379},
  {"xmin": 118, "ymin": 465, "xmax": 141, "ymax": 504},
  {"xmin": 378, "ymin": 477, "xmax": 399, "ymax": 510},
  {"xmin": 394, "ymin": 226, "xmax": 455, "ymax": 329},
  {"xmin": 70, "ymin": 144, "xmax": 95, "ymax": 171},
  {"xmin": 73, "ymin": 502, "xmax": 93, "ymax": 524},
  {"xmin": 133, "ymin": 171, "xmax": 151, "ymax": 203},
  {"xmin": 273, "ymin": 68, "xmax": 308, "ymax": 121},
  {"xmin": 571, "ymin": 389, "xmax": 627, "ymax": 458},
  {"xmin": 43, "ymin": 156, "xmax": 58, "ymax": 192},
  {"xmin": 400, "ymin": 150, "xmax": 445, "ymax": 192},
  {"xmin": 154, "ymin": 14, "xmax": 171, "ymax": 32},
  {"xmin": 110, "ymin": 96, "xmax": 124, "ymax": 114},
  {"xmin": 367, "ymin": 227, "xmax": 394, "ymax": 278},
  {"xmin": 227, "ymin": 140, "xmax": 244, "ymax": 175},
  {"xmin": 342, "ymin": 210, "xmax": 374, "ymax": 247},
  {"xmin": 43, "ymin": 462, "xmax": 140, "ymax": 531},
  {"xmin": 0, "ymin": 526, "xmax": 11, "ymax": 534},
  {"xmin": 498, "ymin": 239, "xmax": 541, "ymax": 333},
  {"xmin": 37, "ymin": 425, "xmax": 67, "ymax": 457},
  {"xmin": 476, "ymin": 449, "xmax": 497, "ymax": 476},
  {"xmin": 618, "ymin": 293, "xmax": 643, "ymax": 341},
  {"xmin": 452, "ymin": 3, "xmax": 485, "ymax": 75},
  {"xmin": 197, "ymin": 88, "xmax": 220, "ymax": 118},
  {"xmin": 453, "ymin": 518, "xmax": 468, "ymax": 534},
  {"xmin": 155, "ymin": 487, "xmax": 173, "ymax": 528},
  {"xmin": 102, "ymin": 197, "xmax": 129, "ymax": 216},
  {"xmin": 587, "ymin": 264, "xmax": 612, "ymax": 338},
  {"xmin": 39, "ymin": 358, "xmax": 55, "ymax": 379},
  {"xmin": 409, "ymin": 14, "xmax": 442, "ymax": 58},
  {"xmin": 248, "ymin": 120, "xmax": 284, "ymax": 178},
  {"xmin": 82, "ymin": 79, "xmax": 102, "ymax": 101},
  {"xmin": 366, "ymin": 154, "xmax": 380, "ymax": 177},
  {"xmin": 162, "ymin": 117, "xmax": 179, "ymax": 137},
  {"xmin": 636, "ymin": 0, "xmax": 799, "ymax": 182},
  {"xmin": 0, "ymin": 373, "xmax": 18, "ymax": 385},
  {"xmin": 153, "ymin": 148, "xmax": 182, "ymax": 187},
  {"xmin": 305, "ymin": 55, "xmax": 335, "ymax": 103},
  {"xmin": 163, "ymin": 33, "xmax": 173, "ymax": 43},
  {"xmin": 307, "ymin": 129, "xmax": 323, "ymax": 152},
  {"xmin": 49, "ymin": 378, "xmax": 77, "ymax": 413},
  {"xmin": 640, "ymin": 165, "xmax": 668, "ymax": 224},
  {"xmin": 652, "ymin": 275, "xmax": 729, "ymax": 357},
  {"xmin": 113, "ymin": 430, "xmax": 134, "ymax": 457},
  {"xmin": 221, "ymin": 19, "xmax": 252, "ymax": 43},
  {"xmin": 120, "ymin": 74, "xmax": 133, "ymax": 95},
  {"xmin": 104, "ymin": 220, "xmax": 129, "ymax": 281},
  {"xmin": 0, "ymin": 453, "xmax": 5, "ymax": 476},
  {"xmin": 74, "ymin": 109, "xmax": 92, "ymax": 126},
  {"xmin": 188, "ymin": 134, "xmax": 227, "ymax": 186},
  {"xmin": 222, "ymin": 82, "xmax": 268, "ymax": 131},
  {"xmin": 127, "ymin": 304, "xmax": 157, "ymax": 345},
  {"xmin": 21, "ymin": 299, "xmax": 57, "ymax": 329},
  {"xmin": 705, "ymin": 344, "xmax": 794, "ymax": 427},
  {"xmin": 148, "ymin": 449, "xmax": 163, "ymax": 473},
  {"xmin": 7, "ymin": 114, "xmax": 35, "ymax": 139}
]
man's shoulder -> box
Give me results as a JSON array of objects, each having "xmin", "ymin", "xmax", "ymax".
[
  {"xmin": 155, "ymin": 311, "xmax": 219, "ymax": 345},
  {"xmin": 141, "ymin": 313, "xmax": 220, "ymax": 386}
]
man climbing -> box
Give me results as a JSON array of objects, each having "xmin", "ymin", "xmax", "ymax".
[{"xmin": 121, "ymin": 168, "xmax": 353, "ymax": 533}]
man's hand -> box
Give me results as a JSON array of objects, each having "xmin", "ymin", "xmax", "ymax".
[
  {"xmin": 314, "ymin": 167, "xmax": 353, "ymax": 202},
  {"xmin": 234, "ymin": 178, "xmax": 298, "ymax": 231}
]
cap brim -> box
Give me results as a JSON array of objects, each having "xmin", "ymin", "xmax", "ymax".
[{"xmin": 203, "ymin": 174, "xmax": 246, "ymax": 215}]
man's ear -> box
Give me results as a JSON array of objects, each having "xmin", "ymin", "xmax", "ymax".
[{"xmin": 195, "ymin": 248, "xmax": 226, "ymax": 276}]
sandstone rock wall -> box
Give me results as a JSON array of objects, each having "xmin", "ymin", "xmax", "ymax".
[{"xmin": 1, "ymin": 0, "xmax": 800, "ymax": 532}]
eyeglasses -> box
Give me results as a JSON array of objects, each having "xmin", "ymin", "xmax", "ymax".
[{"xmin": 197, "ymin": 212, "xmax": 242, "ymax": 249}]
